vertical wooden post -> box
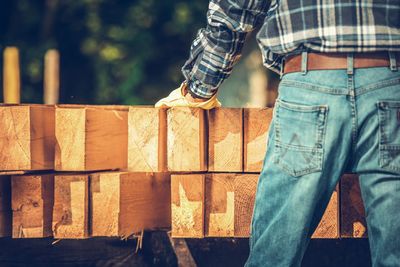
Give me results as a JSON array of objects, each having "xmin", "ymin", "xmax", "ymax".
[
  {"xmin": 44, "ymin": 49, "xmax": 60, "ymax": 105},
  {"xmin": 3, "ymin": 47, "xmax": 21, "ymax": 104}
]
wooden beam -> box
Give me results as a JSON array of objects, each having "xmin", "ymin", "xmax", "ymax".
[
  {"xmin": 128, "ymin": 107, "xmax": 167, "ymax": 172},
  {"xmin": 171, "ymin": 174, "xmax": 205, "ymax": 238},
  {"xmin": 233, "ymin": 174, "xmax": 258, "ymax": 237},
  {"xmin": 91, "ymin": 172, "xmax": 170, "ymax": 237},
  {"xmin": 205, "ymin": 173, "xmax": 258, "ymax": 237},
  {"xmin": 3, "ymin": 47, "xmax": 20, "ymax": 104},
  {"xmin": 11, "ymin": 174, "xmax": 54, "ymax": 238},
  {"xmin": 208, "ymin": 108, "xmax": 243, "ymax": 172},
  {"xmin": 44, "ymin": 49, "xmax": 60, "ymax": 105},
  {"xmin": 312, "ymin": 185, "xmax": 339, "ymax": 239},
  {"xmin": 243, "ymin": 108, "xmax": 273, "ymax": 172},
  {"xmin": 52, "ymin": 174, "xmax": 89, "ymax": 239},
  {"xmin": 0, "ymin": 105, "xmax": 55, "ymax": 171},
  {"xmin": 341, "ymin": 174, "xmax": 367, "ymax": 238},
  {"xmin": 167, "ymin": 107, "xmax": 207, "ymax": 172},
  {"xmin": 0, "ymin": 176, "xmax": 11, "ymax": 237},
  {"xmin": 55, "ymin": 106, "xmax": 128, "ymax": 171},
  {"xmin": 205, "ymin": 173, "xmax": 235, "ymax": 237}
]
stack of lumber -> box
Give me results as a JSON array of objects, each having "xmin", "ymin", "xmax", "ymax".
[{"xmin": 0, "ymin": 104, "xmax": 367, "ymax": 239}]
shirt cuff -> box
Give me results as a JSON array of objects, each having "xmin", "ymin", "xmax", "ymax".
[{"xmin": 186, "ymin": 78, "xmax": 217, "ymax": 100}]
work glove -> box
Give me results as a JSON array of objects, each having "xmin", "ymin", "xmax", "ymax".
[{"xmin": 155, "ymin": 82, "xmax": 221, "ymax": 110}]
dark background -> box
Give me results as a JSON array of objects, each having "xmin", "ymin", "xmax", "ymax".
[{"xmin": 0, "ymin": 232, "xmax": 372, "ymax": 267}]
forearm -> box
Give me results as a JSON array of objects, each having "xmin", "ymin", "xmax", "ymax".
[{"xmin": 182, "ymin": 0, "xmax": 269, "ymax": 99}]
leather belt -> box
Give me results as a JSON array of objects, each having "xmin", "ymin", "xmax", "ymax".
[{"xmin": 283, "ymin": 52, "xmax": 398, "ymax": 74}]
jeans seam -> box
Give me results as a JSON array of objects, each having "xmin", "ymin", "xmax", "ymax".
[
  {"xmin": 280, "ymin": 80, "xmax": 347, "ymax": 95},
  {"xmin": 357, "ymin": 77, "xmax": 400, "ymax": 96}
]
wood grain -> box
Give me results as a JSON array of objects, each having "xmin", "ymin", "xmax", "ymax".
[
  {"xmin": 55, "ymin": 106, "xmax": 128, "ymax": 171},
  {"xmin": 52, "ymin": 174, "xmax": 89, "ymax": 239},
  {"xmin": 208, "ymin": 108, "xmax": 243, "ymax": 172},
  {"xmin": 171, "ymin": 174, "xmax": 205, "ymax": 238},
  {"xmin": 233, "ymin": 174, "xmax": 258, "ymax": 237},
  {"xmin": 91, "ymin": 172, "xmax": 170, "ymax": 237},
  {"xmin": 128, "ymin": 107, "xmax": 167, "ymax": 172},
  {"xmin": 167, "ymin": 107, "xmax": 207, "ymax": 172},
  {"xmin": 243, "ymin": 108, "xmax": 273, "ymax": 172},
  {"xmin": 205, "ymin": 173, "xmax": 258, "ymax": 237},
  {"xmin": 312, "ymin": 185, "xmax": 339, "ymax": 239},
  {"xmin": 341, "ymin": 174, "xmax": 367, "ymax": 238},
  {"xmin": 0, "ymin": 105, "xmax": 55, "ymax": 171},
  {"xmin": 11, "ymin": 174, "xmax": 54, "ymax": 238},
  {"xmin": 205, "ymin": 174, "xmax": 235, "ymax": 237}
]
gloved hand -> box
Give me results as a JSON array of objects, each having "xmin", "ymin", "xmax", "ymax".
[{"xmin": 155, "ymin": 82, "xmax": 221, "ymax": 110}]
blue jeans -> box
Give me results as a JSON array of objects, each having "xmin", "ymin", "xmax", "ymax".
[{"xmin": 245, "ymin": 65, "xmax": 400, "ymax": 267}]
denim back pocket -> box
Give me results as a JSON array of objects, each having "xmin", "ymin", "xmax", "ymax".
[
  {"xmin": 377, "ymin": 100, "xmax": 400, "ymax": 173},
  {"xmin": 273, "ymin": 99, "xmax": 328, "ymax": 177}
]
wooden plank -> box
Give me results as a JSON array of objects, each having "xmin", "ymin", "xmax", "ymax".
[
  {"xmin": 11, "ymin": 174, "xmax": 54, "ymax": 238},
  {"xmin": 168, "ymin": 234, "xmax": 197, "ymax": 267},
  {"xmin": 0, "ymin": 176, "xmax": 12, "ymax": 237},
  {"xmin": 243, "ymin": 108, "xmax": 273, "ymax": 172},
  {"xmin": 233, "ymin": 174, "xmax": 258, "ymax": 237},
  {"xmin": 52, "ymin": 174, "xmax": 89, "ymax": 239},
  {"xmin": 0, "ymin": 105, "xmax": 55, "ymax": 171},
  {"xmin": 3, "ymin": 47, "xmax": 20, "ymax": 104},
  {"xmin": 55, "ymin": 106, "xmax": 128, "ymax": 171},
  {"xmin": 171, "ymin": 174, "xmax": 205, "ymax": 238},
  {"xmin": 91, "ymin": 172, "xmax": 170, "ymax": 237},
  {"xmin": 312, "ymin": 185, "xmax": 339, "ymax": 239},
  {"xmin": 167, "ymin": 107, "xmax": 207, "ymax": 172},
  {"xmin": 205, "ymin": 173, "xmax": 258, "ymax": 237},
  {"xmin": 128, "ymin": 107, "xmax": 167, "ymax": 172},
  {"xmin": 208, "ymin": 108, "xmax": 243, "ymax": 172},
  {"xmin": 205, "ymin": 174, "xmax": 235, "ymax": 237},
  {"xmin": 341, "ymin": 174, "xmax": 367, "ymax": 238}
]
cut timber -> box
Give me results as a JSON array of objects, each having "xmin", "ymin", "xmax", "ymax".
[
  {"xmin": 312, "ymin": 185, "xmax": 339, "ymax": 238},
  {"xmin": 205, "ymin": 174, "xmax": 235, "ymax": 237},
  {"xmin": 341, "ymin": 174, "xmax": 367, "ymax": 238},
  {"xmin": 167, "ymin": 107, "xmax": 207, "ymax": 172},
  {"xmin": 128, "ymin": 107, "xmax": 167, "ymax": 172},
  {"xmin": 55, "ymin": 106, "xmax": 128, "ymax": 171},
  {"xmin": 234, "ymin": 174, "xmax": 258, "ymax": 237},
  {"xmin": 243, "ymin": 108, "xmax": 273, "ymax": 172},
  {"xmin": 11, "ymin": 174, "xmax": 54, "ymax": 238},
  {"xmin": 0, "ymin": 176, "xmax": 11, "ymax": 237},
  {"xmin": 91, "ymin": 172, "xmax": 170, "ymax": 237},
  {"xmin": 0, "ymin": 105, "xmax": 55, "ymax": 171},
  {"xmin": 208, "ymin": 108, "xmax": 243, "ymax": 172},
  {"xmin": 205, "ymin": 173, "xmax": 258, "ymax": 237},
  {"xmin": 171, "ymin": 174, "xmax": 205, "ymax": 238},
  {"xmin": 52, "ymin": 174, "xmax": 89, "ymax": 239}
]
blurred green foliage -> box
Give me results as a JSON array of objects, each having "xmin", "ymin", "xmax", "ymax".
[{"xmin": 0, "ymin": 0, "xmax": 208, "ymax": 104}]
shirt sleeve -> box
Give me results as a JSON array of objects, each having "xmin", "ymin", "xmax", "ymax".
[{"xmin": 182, "ymin": 0, "xmax": 270, "ymax": 99}]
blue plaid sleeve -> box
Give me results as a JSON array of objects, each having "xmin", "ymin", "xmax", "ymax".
[{"xmin": 182, "ymin": 0, "xmax": 270, "ymax": 99}]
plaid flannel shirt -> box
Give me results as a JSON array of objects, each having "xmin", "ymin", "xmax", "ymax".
[{"xmin": 182, "ymin": 0, "xmax": 400, "ymax": 99}]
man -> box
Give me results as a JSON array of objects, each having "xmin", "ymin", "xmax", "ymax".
[{"xmin": 156, "ymin": 1, "xmax": 400, "ymax": 266}]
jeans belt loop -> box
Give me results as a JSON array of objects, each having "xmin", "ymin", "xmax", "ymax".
[
  {"xmin": 389, "ymin": 51, "xmax": 398, "ymax": 72},
  {"xmin": 347, "ymin": 53, "xmax": 354, "ymax": 75},
  {"xmin": 301, "ymin": 51, "xmax": 308, "ymax": 75}
]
